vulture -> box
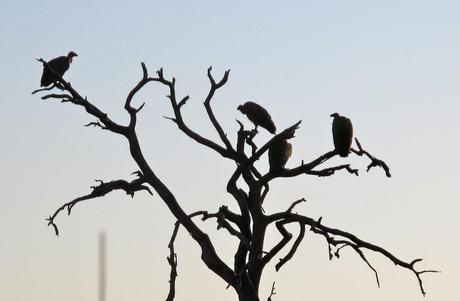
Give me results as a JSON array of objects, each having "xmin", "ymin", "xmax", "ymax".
[
  {"xmin": 40, "ymin": 51, "xmax": 78, "ymax": 87},
  {"xmin": 330, "ymin": 113, "xmax": 353, "ymax": 157},
  {"xmin": 237, "ymin": 101, "xmax": 276, "ymax": 134},
  {"xmin": 268, "ymin": 138, "xmax": 292, "ymax": 172}
]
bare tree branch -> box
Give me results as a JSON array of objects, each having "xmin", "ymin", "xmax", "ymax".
[
  {"xmin": 260, "ymin": 150, "xmax": 337, "ymax": 184},
  {"xmin": 267, "ymin": 212, "xmax": 438, "ymax": 295},
  {"xmin": 275, "ymin": 223, "xmax": 306, "ymax": 271},
  {"xmin": 306, "ymin": 164, "xmax": 359, "ymax": 177},
  {"xmin": 40, "ymin": 93, "xmax": 72, "ymax": 101},
  {"xmin": 46, "ymin": 172, "xmax": 152, "ymax": 236},
  {"xmin": 154, "ymin": 68, "xmax": 236, "ymax": 160},
  {"xmin": 35, "ymin": 58, "xmax": 128, "ymax": 135},
  {"xmin": 261, "ymin": 222, "xmax": 293, "ymax": 267},
  {"xmin": 204, "ymin": 66, "xmax": 234, "ymax": 151},
  {"xmin": 267, "ymin": 281, "xmax": 276, "ymax": 301},
  {"xmin": 124, "ymin": 62, "xmax": 155, "ymax": 128},
  {"xmin": 261, "ymin": 138, "xmax": 389, "ymax": 184},
  {"xmin": 352, "ymin": 138, "xmax": 391, "ymax": 177},
  {"xmin": 32, "ymin": 82, "xmax": 58, "ymax": 94},
  {"xmin": 166, "ymin": 221, "xmax": 180, "ymax": 301},
  {"xmin": 165, "ymin": 210, "xmax": 211, "ymax": 301},
  {"xmin": 286, "ymin": 198, "xmax": 307, "ymax": 213},
  {"xmin": 84, "ymin": 121, "xmax": 108, "ymax": 130}
]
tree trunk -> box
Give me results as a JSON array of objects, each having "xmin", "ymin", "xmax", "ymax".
[
  {"xmin": 237, "ymin": 287, "xmax": 260, "ymax": 301},
  {"xmin": 235, "ymin": 274, "xmax": 260, "ymax": 301}
]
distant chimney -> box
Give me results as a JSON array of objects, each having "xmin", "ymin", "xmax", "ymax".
[{"xmin": 99, "ymin": 232, "xmax": 106, "ymax": 301}]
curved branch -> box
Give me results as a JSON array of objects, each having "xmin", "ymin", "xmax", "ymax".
[
  {"xmin": 32, "ymin": 82, "xmax": 58, "ymax": 94},
  {"xmin": 286, "ymin": 198, "xmax": 307, "ymax": 212},
  {"xmin": 125, "ymin": 62, "xmax": 155, "ymax": 128},
  {"xmin": 204, "ymin": 66, "xmax": 234, "ymax": 151},
  {"xmin": 352, "ymin": 138, "xmax": 391, "ymax": 177},
  {"xmin": 275, "ymin": 223, "xmax": 305, "ymax": 271},
  {"xmin": 46, "ymin": 172, "xmax": 152, "ymax": 236},
  {"xmin": 261, "ymin": 221, "xmax": 293, "ymax": 267}
]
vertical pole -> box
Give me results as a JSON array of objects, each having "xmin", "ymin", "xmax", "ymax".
[{"xmin": 99, "ymin": 232, "xmax": 106, "ymax": 301}]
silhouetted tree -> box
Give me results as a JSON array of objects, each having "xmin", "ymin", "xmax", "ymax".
[{"xmin": 33, "ymin": 56, "xmax": 437, "ymax": 301}]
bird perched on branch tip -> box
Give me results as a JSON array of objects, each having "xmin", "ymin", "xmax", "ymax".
[
  {"xmin": 40, "ymin": 51, "xmax": 78, "ymax": 87},
  {"xmin": 237, "ymin": 101, "xmax": 276, "ymax": 134},
  {"xmin": 331, "ymin": 112, "xmax": 353, "ymax": 157},
  {"xmin": 269, "ymin": 138, "xmax": 292, "ymax": 172}
]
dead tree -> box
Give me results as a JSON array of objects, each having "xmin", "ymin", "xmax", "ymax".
[{"xmin": 34, "ymin": 58, "xmax": 437, "ymax": 301}]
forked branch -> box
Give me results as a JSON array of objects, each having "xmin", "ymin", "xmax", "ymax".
[
  {"xmin": 155, "ymin": 67, "xmax": 237, "ymax": 160},
  {"xmin": 204, "ymin": 66, "xmax": 234, "ymax": 151}
]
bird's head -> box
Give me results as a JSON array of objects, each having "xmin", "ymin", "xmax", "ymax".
[
  {"xmin": 237, "ymin": 104, "xmax": 245, "ymax": 113},
  {"xmin": 68, "ymin": 51, "xmax": 78, "ymax": 63},
  {"xmin": 330, "ymin": 112, "xmax": 340, "ymax": 118}
]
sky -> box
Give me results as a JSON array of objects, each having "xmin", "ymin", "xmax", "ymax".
[{"xmin": 1, "ymin": 0, "xmax": 459, "ymax": 300}]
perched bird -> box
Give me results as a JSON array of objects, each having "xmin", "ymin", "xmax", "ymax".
[
  {"xmin": 268, "ymin": 138, "xmax": 292, "ymax": 172},
  {"xmin": 330, "ymin": 113, "xmax": 353, "ymax": 157},
  {"xmin": 40, "ymin": 51, "xmax": 78, "ymax": 87},
  {"xmin": 237, "ymin": 101, "xmax": 276, "ymax": 134}
]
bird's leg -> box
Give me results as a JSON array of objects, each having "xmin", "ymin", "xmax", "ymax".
[{"xmin": 55, "ymin": 82, "xmax": 66, "ymax": 91}]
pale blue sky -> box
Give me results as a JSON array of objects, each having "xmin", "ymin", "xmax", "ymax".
[{"xmin": 1, "ymin": 1, "xmax": 459, "ymax": 300}]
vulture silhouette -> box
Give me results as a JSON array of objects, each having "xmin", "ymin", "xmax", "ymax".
[
  {"xmin": 237, "ymin": 101, "xmax": 276, "ymax": 134},
  {"xmin": 268, "ymin": 138, "xmax": 292, "ymax": 172},
  {"xmin": 331, "ymin": 113, "xmax": 353, "ymax": 157},
  {"xmin": 40, "ymin": 51, "xmax": 78, "ymax": 87}
]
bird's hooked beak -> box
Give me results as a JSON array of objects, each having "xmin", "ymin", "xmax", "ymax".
[
  {"xmin": 237, "ymin": 105, "xmax": 243, "ymax": 112},
  {"xmin": 68, "ymin": 51, "xmax": 78, "ymax": 58},
  {"xmin": 330, "ymin": 112, "xmax": 339, "ymax": 118}
]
